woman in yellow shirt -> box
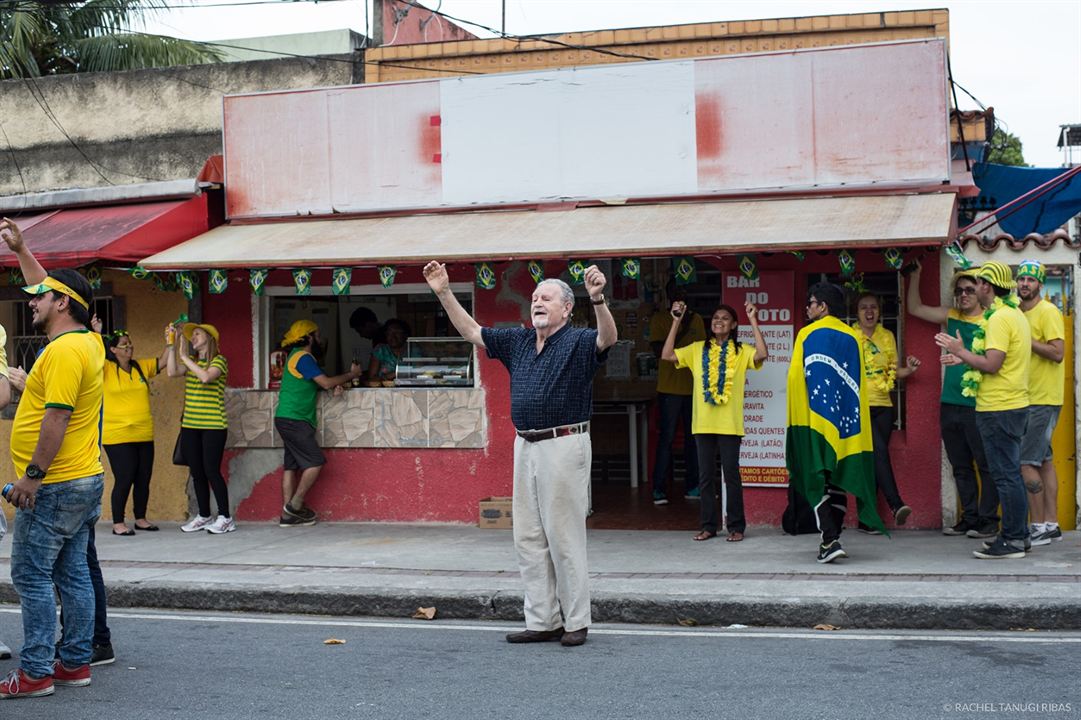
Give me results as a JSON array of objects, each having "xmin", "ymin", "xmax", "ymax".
[
  {"xmin": 662, "ymin": 301, "xmax": 768, "ymax": 542},
  {"xmin": 93, "ymin": 320, "xmax": 170, "ymax": 536},
  {"xmin": 167, "ymin": 322, "xmax": 232, "ymax": 534},
  {"xmin": 853, "ymin": 293, "xmax": 920, "ymax": 530}
]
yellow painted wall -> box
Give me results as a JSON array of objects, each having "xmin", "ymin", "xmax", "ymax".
[
  {"xmin": 1, "ymin": 270, "xmax": 191, "ymax": 526},
  {"xmin": 1053, "ymin": 313, "xmax": 1076, "ymax": 529}
]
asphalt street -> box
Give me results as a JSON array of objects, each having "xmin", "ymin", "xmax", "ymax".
[{"xmin": 1, "ymin": 606, "xmax": 1078, "ymax": 720}]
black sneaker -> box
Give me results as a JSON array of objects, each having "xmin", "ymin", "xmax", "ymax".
[
  {"xmin": 816, "ymin": 540, "xmax": 847, "ymax": 564},
  {"xmin": 857, "ymin": 523, "xmax": 882, "ymax": 535},
  {"xmin": 966, "ymin": 523, "xmax": 999, "ymax": 539},
  {"xmin": 1043, "ymin": 526, "xmax": 1063, "ymax": 542},
  {"xmin": 90, "ymin": 643, "xmax": 115, "ymax": 667},
  {"xmin": 981, "ymin": 535, "xmax": 1032, "ymax": 552},
  {"xmin": 893, "ymin": 505, "xmax": 912, "ymax": 526},
  {"xmin": 973, "ymin": 537, "xmax": 1025, "ymax": 559},
  {"xmin": 943, "ymin": 522, "xmax": 974, "ymax": 536},
  {"xmin": 283, "ymin": 504, "xmax": 317, "ymax": 522},
  {"xmin": 278, "ymin": 514, "xmax": 314, "ymax": 527}
]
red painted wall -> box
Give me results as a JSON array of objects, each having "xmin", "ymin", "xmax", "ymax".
[{"xmin": 377, "ymin": 0, "xmax": 476, "ymax": 46}]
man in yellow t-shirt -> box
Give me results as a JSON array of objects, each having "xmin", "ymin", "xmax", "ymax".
[
  {"xmin": 1015, "ymin": 261, "xmax": 1065, "ymax": 546},
  {"xmin": 936, "ymin": 261, "xmax": 1030, "ymax": 560},
  {"xmin": 648, "ymin": 283, "xmax": 705, "ymax": 505},
  {"xmin": 0, "ymin": 218, "xmax": 105, "ymax": 697}
]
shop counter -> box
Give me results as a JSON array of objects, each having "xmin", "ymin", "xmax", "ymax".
[{"xmin": 225, "ymin": 387, "xmax": 487, "ymax": 450}]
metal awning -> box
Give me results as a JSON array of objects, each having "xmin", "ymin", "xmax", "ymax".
[
  {"xmin": 0, "ymin": 196, "xmax": 210, "ymax": 268},
  {"xmin": 139, "ymin": 193, "xmax": 957, "ymax": 270}
]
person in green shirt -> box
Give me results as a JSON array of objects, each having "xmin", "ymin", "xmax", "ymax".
[
  {"xmin": 908, "ymin": 260, "xmax": 998, "ymax": 538},
  {"xmin": 275, "ymin": 320, "xmax": 362, "ymax": 527}
]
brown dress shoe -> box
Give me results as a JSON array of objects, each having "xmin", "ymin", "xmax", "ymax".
[
  {"xmin": 505, "ymin": 628, "xmax": 564, "ymax": 644},
  {"xmin": 560, "ymin": 628, "xmax": 588, "ymax": 647}
]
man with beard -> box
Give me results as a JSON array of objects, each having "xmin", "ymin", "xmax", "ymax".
[
  {"xmin": 422, "ymin": 260, "xmax": 617, "ymax": 647},
  {"xmin": 907, "ymin": 260, "xmax": 998, "ymax": 538},
  {"xmin": 274, "ymin": 319, "xmax": 362, "ymax": 527},
  {"xmin": 0, "ymin": 218, "xmax": 105, "ymax": 698},
  {"xmin": 936, "ymin": 262, "xmax": 1031, "ymax": 559},
  {"xmin": 1015, "ymin": 261, "xmax": 1065, "ymax": 546}
]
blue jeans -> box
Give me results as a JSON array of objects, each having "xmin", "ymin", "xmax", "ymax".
[
  {"xmin": 975, "ymin": 409, "xmax": 1028, "ymax": 545},
  {"xmin": 11, "ymin": 474, "xmax": 104, "ymax": 677},
  {"xmin": 651, "ymin": 393, "xmax": 698, "ymax": 493}
]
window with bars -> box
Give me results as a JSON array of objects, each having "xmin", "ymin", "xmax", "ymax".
[
  {"xmin": 7, "ymin": 296, "xmax": 115, "ymax": 373},
  {"xmin": 0, "ymin": 290, "xmax": 116, "ymax": 418}
]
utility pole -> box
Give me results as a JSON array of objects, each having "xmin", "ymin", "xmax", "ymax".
[{"xmin": 502, "ymin": 0, "xmax": 506, "ymax": 35}]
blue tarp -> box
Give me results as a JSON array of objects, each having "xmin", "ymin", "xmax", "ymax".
[{"xmin": 972, "ymin": 162, "xmax": 1081, "ymax": 237}]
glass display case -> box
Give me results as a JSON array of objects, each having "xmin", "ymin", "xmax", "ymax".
[{"xmin": 395, "ymin": 337, "xmax": 475, "ymax": 387}]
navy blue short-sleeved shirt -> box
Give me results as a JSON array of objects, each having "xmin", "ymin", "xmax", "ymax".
[{"xmin": 481, "ymin": 324, "xmax": 609, "ymax": 431}]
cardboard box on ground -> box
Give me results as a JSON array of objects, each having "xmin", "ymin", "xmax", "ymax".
[{"xmin": 478, "ymin": 497, "xmax": 513, "ymax": 529}]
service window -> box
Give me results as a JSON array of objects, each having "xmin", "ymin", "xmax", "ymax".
[{"xmin": 258, "ymin": 283, "xmax": 474, "ymax": 388}]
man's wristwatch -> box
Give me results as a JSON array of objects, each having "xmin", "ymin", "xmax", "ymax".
[
  {"xmin": 25, "ymin": 464, "xmax": 46, "ymax": 481},
  {"xmin": 590, "ymin": 294, "xmax": 606, "ymax": 306}
]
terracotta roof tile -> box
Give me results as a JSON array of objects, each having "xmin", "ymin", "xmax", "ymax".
[{"xmin": 958, "ymin": 228, "xmax": 1079, "ymax": 251}]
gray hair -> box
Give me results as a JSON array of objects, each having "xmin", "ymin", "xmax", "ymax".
[{"xmin": 536, "ymin": 278, "xmax": 575, "ymax": 308}]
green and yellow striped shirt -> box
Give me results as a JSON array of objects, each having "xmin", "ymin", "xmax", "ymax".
[{"xmin": 182, "ymin": 355, "xmax": 229, "ymax": 429}]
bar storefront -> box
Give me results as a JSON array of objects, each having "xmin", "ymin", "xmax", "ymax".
[{"xmin": 139, "ymin": 40, "xmax": 960, "ymax": 527}]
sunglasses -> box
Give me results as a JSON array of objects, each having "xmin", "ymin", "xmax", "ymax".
[{"xmin": 953, "ymin": 286, "xmax": 977, "ymax": 296}]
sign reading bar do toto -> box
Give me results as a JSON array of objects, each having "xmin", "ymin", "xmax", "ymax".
[{"xmin": 722, "ymin": 270, "xmax": 794, "ymax": 488}]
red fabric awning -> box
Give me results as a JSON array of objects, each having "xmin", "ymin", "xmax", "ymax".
[{"xmin": 0, "ymin": 195, "xmax": 209, "ymax": 268}]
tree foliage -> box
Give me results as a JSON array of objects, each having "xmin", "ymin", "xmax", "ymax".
[
  {"xmin": 986, "ymin": 128, "xmax": 1027, "ymax": 167},
  {"xmin": 0, "ymin": 1, "xmax": 221, "ymax": 79}
]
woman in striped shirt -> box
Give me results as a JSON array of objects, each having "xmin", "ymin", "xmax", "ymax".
[{"xmin": 166, "ymin": 322, "xmax": 233, "ymax": 534}]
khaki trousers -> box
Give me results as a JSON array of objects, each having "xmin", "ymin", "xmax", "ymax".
[{"xmin": 512, "ymin": 432, "xmax": 592, "ymax": 632}]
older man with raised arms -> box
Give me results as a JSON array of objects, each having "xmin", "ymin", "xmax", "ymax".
[{"xmin": 423, "ymin": 261, "xmax": 617, "ymax": 647}]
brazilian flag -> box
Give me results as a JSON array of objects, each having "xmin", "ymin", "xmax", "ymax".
[{"xmin": 785, "ymin": 315, "xmax": 883, "ymax": 533}]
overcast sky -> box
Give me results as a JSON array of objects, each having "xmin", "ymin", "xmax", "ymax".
[{"xmin": 143, "ymin": 0, "xmax": 1081, "ymax": 168}]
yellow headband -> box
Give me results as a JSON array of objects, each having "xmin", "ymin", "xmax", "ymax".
[{"xmin": 22, "ymin": 276, "xmax": 90, "ymax": 310}]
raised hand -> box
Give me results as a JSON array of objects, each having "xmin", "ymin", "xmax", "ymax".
[
  {"xmin": 670, "ymin": 301, "xmax": 686, "ymax": 320},
  {"xmin": 0, "ymin": 218, "xmax": 24, "ymax": 253},
  {"xmin": 583, "ymin": 265, "xmax": 606, "ymax": 299},
  {"xmin": 745, "ymin": 301, "xmax": 759, "ymax": 323},
  {"xmin": 422, "ymin": 261, "xmax": 449, "ymax": 294}
]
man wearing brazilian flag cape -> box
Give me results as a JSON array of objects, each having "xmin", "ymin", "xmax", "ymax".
[{"xmin": 786, "ymin": 282, "xmax": 883, "ymax": 564}]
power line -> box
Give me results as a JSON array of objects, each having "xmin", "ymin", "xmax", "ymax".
[
  {"xmin": 116, "ymin": 27, "xmax": 487, "ymax": 74},
  {"xmin": 0, "ymin": 118, "xmax": 29, "ymax": 212},
  {"xmin": 20, "ymin": 75, "xmax": 115, "ymax": 184},
  {"xmin": 6, "ymin": 0, "xmax": 354, "ymax": 10},
  {"xmin": 394, "ymin": 0, "xmax": 658, "ymax": 63}
]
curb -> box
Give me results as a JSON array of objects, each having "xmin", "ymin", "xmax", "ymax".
[{"xmin": 4, "ymin": 583, "xmax": 1081, "ymax": 631}]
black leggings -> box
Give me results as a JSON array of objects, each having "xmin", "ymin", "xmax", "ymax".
[
  {"xmin": 870, "ymin": 406, "xmax": 905, "ymax": 511},
  {"xmin": 181, "ymin": 428, "xmax": 230, "ymax": 518},
  {"xmin": 104, "ymin": 441, "xmax": 155, "ymax": 523},
  {"xmin": 695, "ymin": 433, "xmax": 746, "ymax": 533}
]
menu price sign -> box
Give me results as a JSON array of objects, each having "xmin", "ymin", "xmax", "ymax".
[{"xmin": 723, "ymin": 270, "xmax": 794, "ymax": 487}]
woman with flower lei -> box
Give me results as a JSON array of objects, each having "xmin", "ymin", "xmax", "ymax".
[
  {"xmin": 661, "ymin": 300, "xmax": 767, "ymax": 542},
  {"xmin": 853, "ymin": 293, "xmax": 920, "ymax": 530}
]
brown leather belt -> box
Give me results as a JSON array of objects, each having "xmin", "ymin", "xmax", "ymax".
[{"xmin": 516, "ymin": 422, "xmax": 590, "ymax": 443}]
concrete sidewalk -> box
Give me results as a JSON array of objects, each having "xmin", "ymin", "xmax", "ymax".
[{"xmin": 2, "ymin": 522, "xmax": 1080, "ymax": 630}]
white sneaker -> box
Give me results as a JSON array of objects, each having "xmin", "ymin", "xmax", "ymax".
[
  {"xmin": 181, "ymin": 515, "xmax": 214, "ymax": 533},
  {"xmin": 206, "ymin": 516, "xmax": 236, "ymax": 534}
]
